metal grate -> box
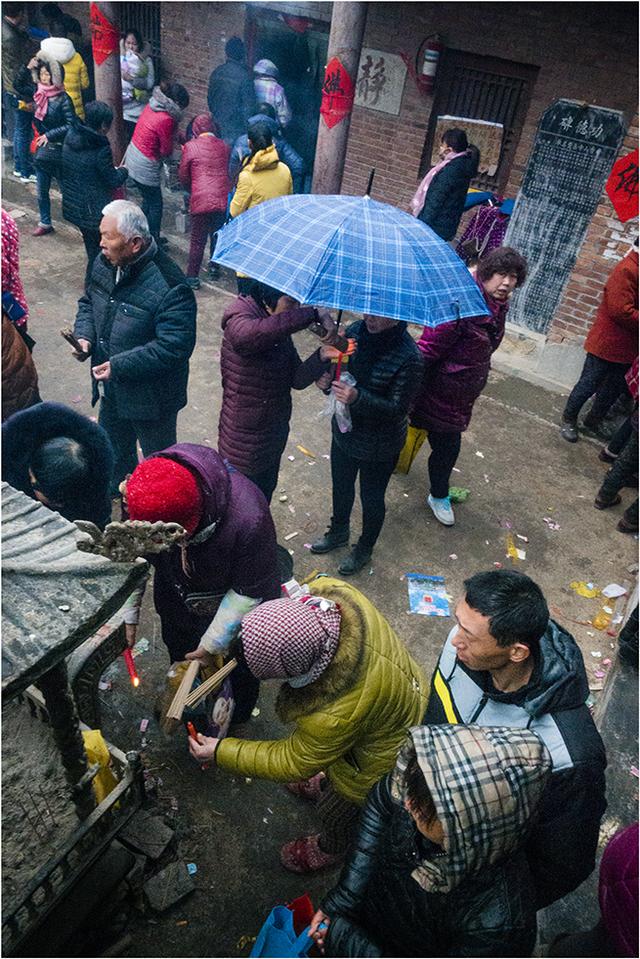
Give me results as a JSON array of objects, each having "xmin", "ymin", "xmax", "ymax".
[
  {"xmin": 420, "ymin": 50, "xmax": 539, "ymax": 193},
  {"xmin": 118, "ymin": 2, "xmax": 162, "ymax": 78}
]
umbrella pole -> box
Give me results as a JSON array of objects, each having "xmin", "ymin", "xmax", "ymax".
[
  {"xmin": 335, "ymin": 309, "xmax": 343, "ymax": 381},
  {"xmin": 365, "ymin": 169, "xmax": 376, "ymax": 196}
]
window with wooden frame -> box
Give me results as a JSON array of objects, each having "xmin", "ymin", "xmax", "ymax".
[{"xmin": 419, "ymin": 50, "xmax": 539, "ymax": 193}]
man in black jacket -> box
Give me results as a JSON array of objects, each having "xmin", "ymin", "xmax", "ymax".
[
  {"xmin": 207, "ymin": 36, "xmax": 256, "ymax": 144},
  {"xmin": 423, "ymin": 568, "xmax": 607, "ymax": 909},
  {"xmin": 72, "ymin": 199, "xmax": 197, "ymax": 492}
]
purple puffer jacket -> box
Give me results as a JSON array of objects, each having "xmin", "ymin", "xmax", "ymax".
[
  {"xmin": 146, "ymin": 443, "xmax": 280, "ymax": 661},
  {"xmin": 218, "ymin": 295, "xmax": 329, "ymax": 476},
  {"xmin": 599, "ymin": 822, "xmax": 638, "ymax": 958},
  {"xmin": 410, "ymin": 285, "xmax": 509, "ymax": 433}
]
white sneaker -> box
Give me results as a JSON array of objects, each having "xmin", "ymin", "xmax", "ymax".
[
  {"xmin": 12, "ymin": 170, "xmax": 22, "ymax": 178},
  {"xmin": 427, "ymin": 494, "xmax": 455, "ymax": 526},
  {"xmin": 20, "ymin": 173, "xmax": 37, "ymax": 183}
]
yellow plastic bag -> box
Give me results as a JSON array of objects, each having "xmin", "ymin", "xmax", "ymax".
[
  {"xmin": 395, "ymin": 425, "xmax": 427, "ymax": 475},
  {"xmin": 82, "ymin": 729, "xmax": 118, "ymax": 804}
]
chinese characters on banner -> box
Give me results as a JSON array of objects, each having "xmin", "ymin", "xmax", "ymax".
[
  {"xmin": 320, "ymin": 57, "xmax": 355, "ymax": 129},
  {"xmin": 606, "ymin": 149, "xmax": 639, "ymax": 223},
  {"xmin": 90, "ymin": 3, "xmax": 119, "ymax": 66}
]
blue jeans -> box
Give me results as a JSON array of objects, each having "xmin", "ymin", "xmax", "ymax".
[
  {"xmin": 131, "ymin": 180, "xmax": 163, "ymax": 239},
  {"xmin": 36, "ymin": 165, "xmax": 54, "ymax": 225},
  {"xmin": 13, "ymin": 107, "xmax": 34, "ymax": 177}
]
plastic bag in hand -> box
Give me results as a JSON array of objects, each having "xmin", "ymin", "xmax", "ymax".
[{"xmin": 319, "ymin": 370, "xmax": 355, "ymax": 433}]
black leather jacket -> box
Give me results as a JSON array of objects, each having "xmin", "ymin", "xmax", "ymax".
[
  {"xmin": 332, "ymin": 320, "xmax": 424, "ymax": 462},
  {"xmin": 34, "ymin": 90, "xmax": 76, "ymax": 142},
  {"xmin": 322, "ymin": 775, "xmax": 538, "ymax": 958}
]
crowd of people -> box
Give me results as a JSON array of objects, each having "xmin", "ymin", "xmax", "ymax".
[{"xmin": 1, "ymin": 6, "xmax": 638, "ymax": 958}]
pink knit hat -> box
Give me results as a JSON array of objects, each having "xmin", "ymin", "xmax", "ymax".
[{"xmin": 241, "ymin": 596, "xmax": 341, "ymax": 686}]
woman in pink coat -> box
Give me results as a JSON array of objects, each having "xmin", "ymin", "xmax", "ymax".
[{"xmin": 178, "ymin": 114, "xmax": 230, "ymax": 289}]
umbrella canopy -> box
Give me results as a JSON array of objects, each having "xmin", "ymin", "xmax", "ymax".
[{"xmin": 213, "ymin": 194, "xmax": 490, "ymax": 327}]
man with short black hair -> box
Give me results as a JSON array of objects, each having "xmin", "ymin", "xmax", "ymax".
[
  {"xmin": 207, "ymin": 36, "xmax": 256, "ymax": 144},
  {"xmin": 424, "ymin": 568, "xmax": 607, "ymax": 909}
]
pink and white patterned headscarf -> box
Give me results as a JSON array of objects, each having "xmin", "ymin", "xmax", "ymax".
[{"xmin": 241, "ymin": 596, "xmax": 341, "ymax": 687}]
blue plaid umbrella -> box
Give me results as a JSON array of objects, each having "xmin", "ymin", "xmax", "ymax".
[{"xmin": 212, "ymin": 194, "xmax": 489, "ymax": 326}]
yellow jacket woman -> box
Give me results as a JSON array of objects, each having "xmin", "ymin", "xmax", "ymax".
[
  {"xmin": 190, "ymin": 576, "xmax": 429, "ymax": 872},
  {"xmin": 39, "ymin": 36, "xmax": 89, "ymax": 119},
  {"xmin": 230, "ymin": 126, "xmax": 292, "ymax": 218}
]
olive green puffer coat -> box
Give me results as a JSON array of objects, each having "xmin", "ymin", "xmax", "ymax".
[{"xmin": 215, "ymin": 576, "xmax": 429, "ymax": 803}]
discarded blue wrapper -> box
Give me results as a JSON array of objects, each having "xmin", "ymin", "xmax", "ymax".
[{"xmin": 406, "ymin": 574, "xmax": 450, "ymax": 617}]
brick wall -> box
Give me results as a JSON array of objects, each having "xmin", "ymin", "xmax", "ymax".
[
  {"xmin": 340, "ymin": 2, "xmax": 638, "ymax": 347},
  {"xmin": 159, "ymin": 1, "xmax": 246, "ymax": 118}
]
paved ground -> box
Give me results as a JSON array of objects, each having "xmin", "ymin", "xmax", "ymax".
[{"xmin": 3, "ymin": 177, "xmax": 638, "ymax": 957}]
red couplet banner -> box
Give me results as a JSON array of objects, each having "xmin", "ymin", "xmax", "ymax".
[
  {"xmin": 319, "ymin": 57, "xmax": 355, "ymax": 130},
  {"xmin": 90, "ymin": 3, "xmax": 120, "ymax": 66}
]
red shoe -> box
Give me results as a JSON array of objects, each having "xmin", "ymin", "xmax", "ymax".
[
  {"xmin": 32, "ymin": 224, "xmax": 54, "ymax": 236},
  {"xmin": 285, "ymin": 772, "xmax": 326, "ymax": 801},
  {"xmin": 280, "ymin": 834, "xmax": 342, "ymax": 873}
]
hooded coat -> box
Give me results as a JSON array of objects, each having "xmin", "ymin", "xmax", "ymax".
[
  {"xmin": 124, "ymin": 87, "xmax": 181, "ymax": 186},
  {"xmin": 218, "ymin": 295, "xmax": 328, "ymax": 476},
  {"xmin": 215, "ymin": 576, "xmax": 429, "ymax": 804},
  {"xmin": 30, "ymin": 56, "xmax": 76, "ymax": 144},
  {"xmin": 322, "ymin": 724, "xmax": 552, "ymax": 957},
  {"xmin": 1, "ymin": 315, "xmax": 40, "ymax": 422},
  {"xmin": 39, "ymin": 36, "xmax": 89, "ymax": 119},
  {"xmin": 583, "ymin": 249, "xmax": 638, "ymax": 365},
  {"xmin": 73, "ymin": 240, "xmax": 196, "ymax": 420},
  {"xmin": 207, "ymin": 58, "xmax": 256, "ymax": 143},
  {"xmin": 411, "ymin": 283, "xmax": 509, "ymax": 433},
  {"xmin": 417, "ymin": 152, "xmax": 477, "ymax": 242},
  {"xmin": 229, "ymin": 115, "xmax": 304, "ymax": 191},
  {"xmin": 178, "ymin": 115, "xmax": 230, "ymax": 214},
  {"xmin": 229, "ymin": 144, "xmax": 292, "ymax": 218},
  {"xmin": 140, "ymin": 444, "xmax": 280, "ymax": 661},
  {"xmin": 424, "ymin": 619, "xmax": 607, "ymax": 909},
  {"xmin": 2, "ymin": 401, "xmax": 114, "ymax": 527},
  {"xmin": 62, "ymin": 122, "xmax": 128, "ymax": 231},
  {"xmin": 334, "ymin": 320, "xmax": 424, "ymax": 462}
]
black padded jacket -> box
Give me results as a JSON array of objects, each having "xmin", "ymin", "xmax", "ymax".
[
  {"xmin": 332, "ymin": 320, "xmax": 424, "ymax": 462},
  {"xmin": 62, "ymin": 123, "xmax": 128, "ymax": 230}
]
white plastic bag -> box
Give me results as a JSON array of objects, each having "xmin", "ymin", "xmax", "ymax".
[{"xmin": 319, "ymin": 371, "xmax": 356, "ymax": 433}]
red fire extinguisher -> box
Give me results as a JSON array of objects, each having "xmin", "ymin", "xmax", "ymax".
[{"xmin": 417, "ymin": 34, "xmax": 444, "ymax": 95}]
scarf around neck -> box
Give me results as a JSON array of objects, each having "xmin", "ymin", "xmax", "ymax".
[
  {"xmin": 410, "ymin": 150, "xmax": 468, "ymax": 217},
  {"xmin": 33, "ymin": 82, "xmax": 65, "ymax": 121}
]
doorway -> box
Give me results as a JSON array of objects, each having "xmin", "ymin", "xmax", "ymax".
[{"xmin": 246, "ymin": 7, "xmax": 329, "ymax": 191}]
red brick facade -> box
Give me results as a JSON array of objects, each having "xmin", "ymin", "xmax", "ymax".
[{"xmin": 57, "ymin": 2, "xmax": 638, "ymax": 358}]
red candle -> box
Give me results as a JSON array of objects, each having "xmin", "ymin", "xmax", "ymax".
[
  {"xmin": 123, "ymin": 648, "xmax": 140, "ymax": 687},
  {"xmin": 335, "ymin": 352, "xmax": 344, "ymax": 381}
]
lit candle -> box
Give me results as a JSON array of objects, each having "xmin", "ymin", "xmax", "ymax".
[{"xmin": 123, "ymin": 648, "xmax": 140, "ymax": 687}]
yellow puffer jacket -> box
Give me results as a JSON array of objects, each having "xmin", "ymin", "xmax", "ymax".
[
  {"xmin": 216, "ymin": 576, "xmax": 429, "ymax": 804},
  {"xmin": 229, "ymin": 143, "xmax": 292, "ymax": 218},
  {"xmin": 39, "ymin": 38, "xmax": 88, "ymax": 119}
]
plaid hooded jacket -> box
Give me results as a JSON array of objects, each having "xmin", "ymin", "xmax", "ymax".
[{"xmin": 322, "ymin": 724, "xmax": 551, "ymax": 957}]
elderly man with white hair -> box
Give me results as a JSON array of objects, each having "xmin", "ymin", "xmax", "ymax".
[{"xmin": 71, "ymin": 199, "xmax": 197, "ymax": 491}]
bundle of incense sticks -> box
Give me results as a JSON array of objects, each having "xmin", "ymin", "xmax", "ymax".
[
  {"xmin": 165, "ymin": 660, "xmax": 200, "ymax": 724},
  {"xmin": 183, "ymin": 658, "xmax": 238, "ymax": 709}
]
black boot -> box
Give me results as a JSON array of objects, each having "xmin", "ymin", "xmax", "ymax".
[
  {"xmin": 560, "ymin": 417, "xmax": 579, "ymax": 442},
  {"xmin": 310, "ymin": 522, "xmax": 350, "ymax": 554},
  {"xmin": 338, "ymin": 543, "xmax": 372, "ymax": 576}
]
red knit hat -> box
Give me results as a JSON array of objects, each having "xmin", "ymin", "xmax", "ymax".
[{"xmin": 126, "ymin": 457, "xmax": 204, "ymax": 536}]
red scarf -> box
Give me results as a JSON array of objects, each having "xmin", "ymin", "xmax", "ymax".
[{"xmin": 33, "ymin": 82, "xmax": 65, "ymax": 121}]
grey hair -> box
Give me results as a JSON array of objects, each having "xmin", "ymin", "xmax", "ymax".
[{"xmin": 101, "ymin": 200, "xmax": 151, "ymax": 241}]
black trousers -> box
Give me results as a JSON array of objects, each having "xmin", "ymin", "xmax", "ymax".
[
  {"xmin": 607, "ymin": 415, "xmax": 634, "ymax": 456},
  {"xmin": 331, "ymin": 440, "xmax": 397, "ymax": 551},
  {"xmin": 99, "ymin": 393, "xmax": 178, "ymax": 491},
  {"xmin": 79, "ymin": 227, "xmax": 101, "ymax": 290},
  {"xmin": 427, "ymin": 430, "xmax": 462, "ymax": 499},
  {"xmin": 245, "ymin": 461, "xmax": 281, "ymax": 504},
  {"xmin": 599, "ymin": 430, "xmax": 639, "ymax": 525},
  {"xmin": 564, "ymin": 353, "xmax": 630, "ymax": 423}
]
